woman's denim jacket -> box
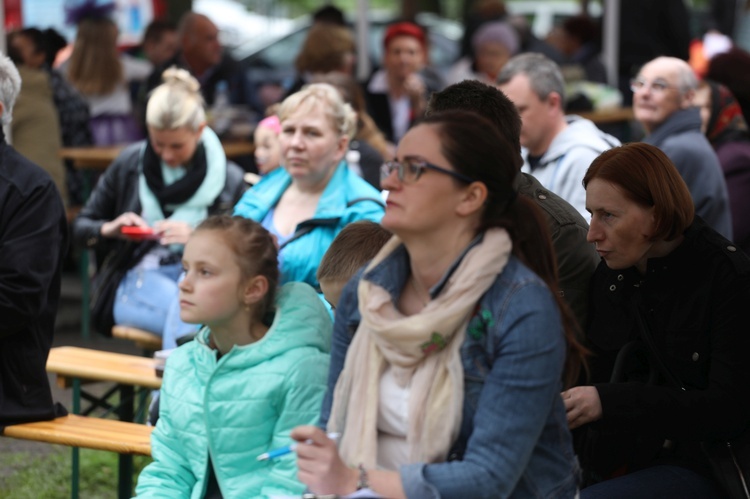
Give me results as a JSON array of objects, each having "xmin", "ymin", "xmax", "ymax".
[{"xmin": 319, "ymin": 241, "xmax": 580, "ymax": 498}]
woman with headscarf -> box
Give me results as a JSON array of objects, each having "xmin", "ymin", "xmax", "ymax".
[
  {"xmin": 694, "ymin": 80, "xmax": 750, "ymax": 253},
  {"xmin": 447, "ymin": 20, "xmax": 519, "ymax": 86}
]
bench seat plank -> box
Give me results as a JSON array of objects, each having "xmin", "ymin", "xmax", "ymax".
[
  {"xmin": 2, "ymin": 415, "xmax": 153, "ymax": 455},
  {"xmin": 47, "ymin": 346, "xmax": 162, "ymax": 390},
  {"xmin": 112, "ymin": 326, "xmax": 163, "ymax": 351}
]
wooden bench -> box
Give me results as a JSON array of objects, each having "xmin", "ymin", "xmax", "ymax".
[
  {"xmin": 111, "ymin": 326, "xmax": 163, "ymax": 352},
  {"xmin": 47, "ymin": 346, "xmax": 162, "ymax": 392},
  {"xmin": 45, "ymin": 346, "xmax": 162, "ymax": 498},
  {"xmin": 2, "ymin": 414, "xmax": 153, "ymax": 456}
]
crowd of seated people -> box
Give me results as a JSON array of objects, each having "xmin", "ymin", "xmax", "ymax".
[{"xmin": 3, "ymin": 2, "xmax": 750, "ymax": 498}]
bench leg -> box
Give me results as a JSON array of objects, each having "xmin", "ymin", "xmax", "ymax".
[
  {"xmin": 71, "ymin": 379, "xmax": 81, "ymax": 499},
  {"xmin": 80, "ymin": 249, "xmax": 90, "ymax": 341},
  {"xmin": 118, "ymin": 385, "xmax": 135, "ymax": 499}
]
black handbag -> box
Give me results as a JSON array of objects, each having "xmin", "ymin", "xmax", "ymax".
[
  {"xmin": 90, "ymin": 240, "xmax": 157, "ymax": 336},
  {"xmin": 631, "ymin": 298, "xmax": 750, "ymax": 499}
]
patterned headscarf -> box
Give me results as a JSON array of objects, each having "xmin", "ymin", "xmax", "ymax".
[{"xmin": 705, "ymin": 80, "xmax": 750, "ymax": 146}]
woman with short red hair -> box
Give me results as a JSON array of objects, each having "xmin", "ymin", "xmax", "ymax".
[{"xmin": 565, "ymin": 142, "xmax": 750, "ymax": 498}]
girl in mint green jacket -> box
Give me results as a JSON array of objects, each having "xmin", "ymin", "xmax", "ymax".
[{"xmin": 135, "ymin": 215, "xmax": 331, "ymax": 498}]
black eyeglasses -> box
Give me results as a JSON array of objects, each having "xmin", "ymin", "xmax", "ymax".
[{"xmin": 381, "ymin": 157, "xmax": 476, "ymax": 184}]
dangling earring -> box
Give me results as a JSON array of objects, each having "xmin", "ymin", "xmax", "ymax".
[{"xmin": 244, "ymin": 302, "xmax": 251, "ymax": 311}]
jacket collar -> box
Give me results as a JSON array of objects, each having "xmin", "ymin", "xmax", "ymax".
[
  {"xmin": 242, "ymin": 160, "xmax": 357, "ymax": 221},
  {"xmin": 643, "ymin": 107, "xmax": 702, "ymax": 146}
]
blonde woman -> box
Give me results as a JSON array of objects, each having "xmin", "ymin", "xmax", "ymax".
[
  {"xmin": 234, "ymin": 83, "xmax": 384, "ymax": 290},
  {"xmin": 64, "ymin": 16, "xmax": 151, "ymax": 145},
  {"xmin": 73, "ymin": 68, "xmax": 246, "ymax": 341}
]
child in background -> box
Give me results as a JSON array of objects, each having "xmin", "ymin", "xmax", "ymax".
[
  {"xmin": 136, "ymin": 215, "xmax": 331, "ymax": 498},
  {"xmin": 254, "ymin": 115, "xmax": 282, "ymax": 174},
  {"xmin": 246, "ymin": 114, "xmax": 282, "ymax": 186},
  {"xmin": 317, "ymin": 220, "xmax": 392, "ymax": 309}
]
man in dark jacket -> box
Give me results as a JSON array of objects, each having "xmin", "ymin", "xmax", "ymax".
[
  {"xmin": 633, "ymin": 56, "xmax": 733, "ymax": 240},
  {"xmin": 0, "ymin": 52, "xmax": 68, "ymax": 428}
]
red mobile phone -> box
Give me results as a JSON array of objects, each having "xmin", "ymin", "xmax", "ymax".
[{"xmin": 121, "ymin": 226, "xmax": 160, "ymax": 240}]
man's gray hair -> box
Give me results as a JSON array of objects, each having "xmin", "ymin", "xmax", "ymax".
[
  {"xmin": 0, "ymin": 53, "xmax": 21, "ymax": 126},
  {"xmin": 497, "ymin": 52, "xmax": 566, "ymax": 103},
  {"xmin": 671, "ymin": 57, "xmax": 699, "ymax": 96}
]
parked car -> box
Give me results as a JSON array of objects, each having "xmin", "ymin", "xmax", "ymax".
[
  {"xmin": 231, "ymin": 12, "xmax": 462, "ymax": 92},
  {"xmin": 505, "ymin": 0, "xmax": 602, "ymax": 39}
]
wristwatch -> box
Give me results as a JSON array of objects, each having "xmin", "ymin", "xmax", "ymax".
[{"xmin": 357, "ymin": 463, "xmax": 370, "ymax": 490}]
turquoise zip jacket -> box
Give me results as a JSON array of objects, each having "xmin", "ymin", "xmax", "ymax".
[
  {"xmin": 135, "ymin": 282, "xmax": 332, "ymax": 498},
  {"xmin": 233, "ymin": 161, "xmax": 385, "ymax": 290}
]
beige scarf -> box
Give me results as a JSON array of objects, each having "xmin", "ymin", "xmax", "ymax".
[{"xmin": 328, "ymin": 228, "xmax": 512, "ymax": 469}]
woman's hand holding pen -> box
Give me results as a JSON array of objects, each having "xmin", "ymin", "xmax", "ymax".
[{"xmin": 291, "ymin": 426, "xmax": 358, "ymax": 495}]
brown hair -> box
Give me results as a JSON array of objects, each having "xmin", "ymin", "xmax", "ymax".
[
  {"xmin": 67, "ymin": 17, "xmax": 123, "ymax": 96},
  {"xmin": 311, "ymin": 72, "xmax": 391, "ymax": 159},
  {"xmin": 422, "ymin": 110, "xmax": 587, "ymax": 388},
  {"xmin": 317, "ymin": 221, "xmax": 392, "ymax": 283},
  {"xmin": 193, "ymin": 216, "xmax": 279, "ymax": 331},
  {"xmin": 295, "ymin": 24, "xmax": 355, "ymax": 74},
  {"xmin": 582, "ymin": 143, "xmax": 694, "ymax": 241}
]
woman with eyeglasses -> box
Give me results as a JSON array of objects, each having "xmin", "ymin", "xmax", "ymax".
[
  {"xmin": 291, "ymin": 110, "xmax": 584, "ymax": 498},
  {"xmin": 233, "ymin": 83, "xmax": 384, "ymax": 290}
]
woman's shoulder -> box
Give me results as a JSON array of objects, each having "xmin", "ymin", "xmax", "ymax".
[
  {"xmin": 337, "ymin": 164, "xmax": 383, "ymax": 198},
  {"xmin": 687, "ymin": 219, "xmax": 750, "ymax": 278},
  {"xmin": 492, "ymin": 256, "xmax": 549, "ymax": 290},
  {"xmin": 111, "ymin": 141, "xmax": 145, "ymax": 169},
  {"xmin": 335, "ymin": 167, "xmax": 385, "ymax": 219},
  {"xmin": 481, "ymin": 256, "xmax": 557, "ymax": 313},
  {"xmin": 233, "ymin": 168, "xmax": 290, "ymax": 218}
]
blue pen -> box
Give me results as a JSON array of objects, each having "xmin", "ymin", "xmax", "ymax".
[{"xmin": 256, "ymin": 432, "xmax": 340, "ymax": 461}]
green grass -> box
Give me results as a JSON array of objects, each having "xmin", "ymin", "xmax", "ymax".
[{"xmin": 0, "ymin": 448, "xmax": 151, "ymax": 499}]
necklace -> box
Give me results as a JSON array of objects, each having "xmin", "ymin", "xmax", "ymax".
[{"xmin": 409, "ymin": 274, "xmax": 431, "ymax": 307}]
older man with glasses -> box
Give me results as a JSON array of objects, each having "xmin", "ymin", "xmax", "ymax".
[{"xmin": 633, "ymin": 56, "xmax": 732, "ymax": 239}]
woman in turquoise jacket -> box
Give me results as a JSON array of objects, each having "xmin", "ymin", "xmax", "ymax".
[
  {"xmin": 234, "ymin": 83, "xmax": 384, "ymax": 290},
  {"xmin": 136, "ymin": 216, "xmax": 332, "ymax": 498}
]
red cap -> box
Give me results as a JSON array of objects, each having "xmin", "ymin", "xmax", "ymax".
[{"xmin": 383, "ymin": 22, "xmax": 426, "ymax": 50}]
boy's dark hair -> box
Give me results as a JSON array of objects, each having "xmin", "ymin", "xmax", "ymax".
[
  {"xmin": 426, "ymin": 80, "xmax": 522, "ymax": 158},
  {"xmin": 41, "ymin": 28, "xmax": 68, "ymax": 67},
  {"xmin": 143, "ymin": 19, "xmax": 177, "ymax": 45},
  {"xmin": 317, "ymin": 221, "xmax": 392, "ymax": 283},
  {"xmin": 312, "ymin": 5, "xmax": 346, "ymax": 26}
]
